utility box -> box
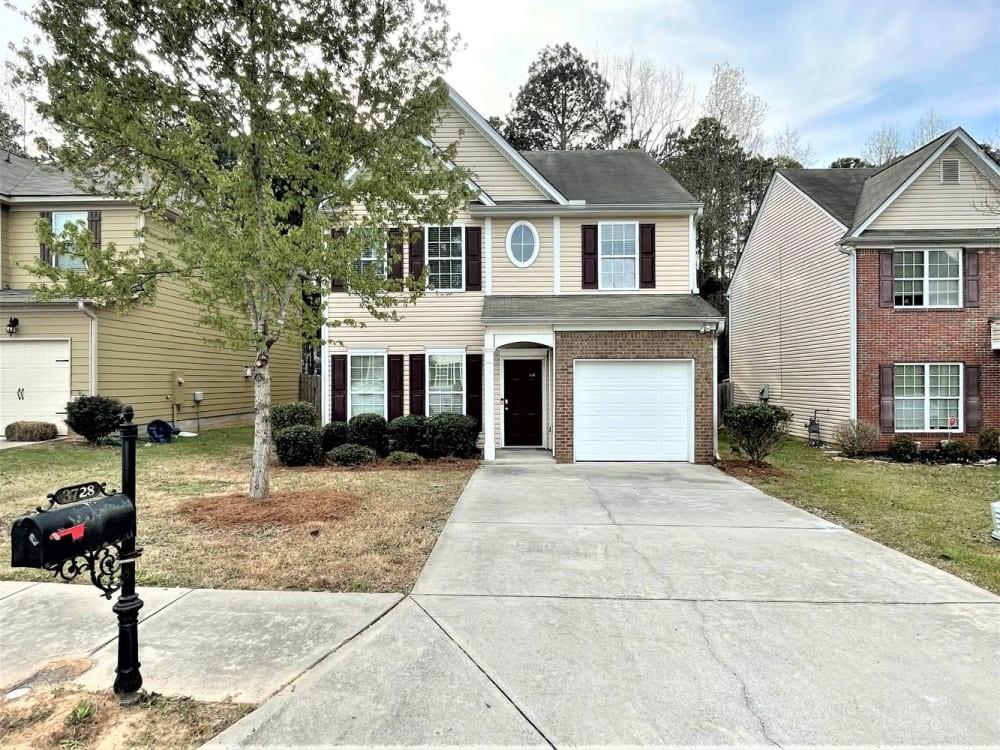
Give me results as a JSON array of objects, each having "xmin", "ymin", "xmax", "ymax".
[
  {"xmin": 170, "ymin": 371, "xmax": 186, "ymax": 408},
  {"xmin": 192, "ymin": 391, "xmax": 204, "ymax": 403}
]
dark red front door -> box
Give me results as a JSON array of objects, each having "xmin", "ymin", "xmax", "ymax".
[{"xmin": 503, "ymin": 359, "xmax": 543, "ymax": 446}]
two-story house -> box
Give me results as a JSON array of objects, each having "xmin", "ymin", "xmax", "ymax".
[
  {"xmin": 0, "ymin": 151, "xmax": 299, "ymax": 433},
  {"xmin": 730, "ymin": 128, "xmax": 999, "ymax": 447},
  {"xmin": 323, "ymin": 85, "xmax": 724, "ymax": 463}
]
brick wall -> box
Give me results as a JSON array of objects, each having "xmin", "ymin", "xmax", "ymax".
[
  {"xmin": 856, "ymin": 247, "xmax": 1000, "ymax": 449},
  {"xmin": 553, "ymin": 330, "xmax": 715, "ymax": 463}
]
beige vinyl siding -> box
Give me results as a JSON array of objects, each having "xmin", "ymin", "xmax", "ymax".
[
  {"xmin": 729, "ymin": 174, "xmax": 852, "ymax": 442},
  {"xmin": 491, "ymin": 218, "xmax": 554, "ymax": 294},
  {"xmin": 431, "ymin": 103, "xmax": 546, "ymax": 201},
  {"xmin": 1, "ymin": 205, "xmax": 11, "ymax": 288},
  {"xmin": 872, "ymin": 146, "xmax": 1000, "ymax": 229},
  {"xmin": 0, "ymin": 305, "xmax": 92, "ymax": 398},
  {"xmin": 559, "ymin": 216, "xmax": 690, "ymax": 294}
]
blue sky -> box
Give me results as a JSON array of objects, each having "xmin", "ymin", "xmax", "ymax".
[{"xmin": 3, "ymin": 0, "xmax": 998, "ymax": 165}]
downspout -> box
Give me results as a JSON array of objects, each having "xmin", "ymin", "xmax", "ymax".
[
  {"xmin": 77, "ymin": 300, "xmax": 98, "ymax": 395},
  {"xmin": 838, "ymin": 245, "xmax": 858, "ymax": 421}
]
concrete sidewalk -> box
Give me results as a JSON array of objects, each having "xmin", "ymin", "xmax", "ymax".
[{"xmin": 0, "ymin": 581, "xmax": 400, "ymax": 703}]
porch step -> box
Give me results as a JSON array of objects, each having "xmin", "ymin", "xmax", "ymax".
[{"xmin": 491, "ymin": 448, "xmax": 556, "ymax": 464}]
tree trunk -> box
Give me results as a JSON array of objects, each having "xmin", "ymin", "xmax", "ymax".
[{"xmin": 249, "ymin": 355, "xmax": 272, "ymax": 500}]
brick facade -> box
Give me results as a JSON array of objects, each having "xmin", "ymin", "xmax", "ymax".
[
  {"xmin": 553, "ymin": 330, "xmax": 715, "ymax": 463},
  {"xmin": 856, "ymin": 247, "xmax": 1000, "ymax": 449}
]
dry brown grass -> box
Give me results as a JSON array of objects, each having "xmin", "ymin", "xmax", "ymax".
[
  {"xmin": 0, "ymin": 687, "xmax": 252, "ymax": 749},
  {"xmin": 0, "ymin": 427, "xmax": 475, "ymax": 592}
]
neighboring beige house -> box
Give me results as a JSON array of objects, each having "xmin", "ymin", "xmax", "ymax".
[
  {"xmin": 0, "ymin": 151, "xmax": 299, "ymax": 434},
  {"xmin": 324, "ymin": 85, "xmax": 724, "ymax": 463},
  {"xmin": 729, "ymin": 128, "xmax": 1000, "ymax": 446}
]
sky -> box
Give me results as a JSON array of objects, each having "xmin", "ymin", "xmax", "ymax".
[{"xmin": 2, "ymin": 0, "xmax": 998, "ymax": 165}]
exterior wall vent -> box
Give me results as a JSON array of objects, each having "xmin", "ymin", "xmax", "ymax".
[{"xmin": 940, "ymin": 158, "xmax": 960, "ymax": 183}]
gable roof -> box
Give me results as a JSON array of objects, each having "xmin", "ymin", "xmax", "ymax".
[
  {"xmin": 1, "ymin": 150, "xmax": 89, "ymax": 198},
  {"xmin": 778, "ymin": 168, "xmax": 877, "ymax": 226},
  {"xmin": 520, "ymin": 150, "xmax": 698, "ymax": 206}
]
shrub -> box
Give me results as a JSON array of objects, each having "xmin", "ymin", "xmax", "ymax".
[
  {"xmin": 322, "ymin": 421, "xmax": 351, "ymax": 452},
  {"xmin": 328, "ymin": 442, "xmax": 377, "ymax": 466},
  {"xmin": 4, "ymin": 421, "xmax": 58, "ymax": 442},
  {"xmin": 274, "ymin": 424, "xmax": 323, "ymax": 466},
  {"xmin": 834, "ymin": 420, "xmax": 880, "ymax": 458},
  {"xmin": 349, "ymin": 413, "xmax": 389, "ymax": 456},
  {"xmin": 937, "ymin": 439, "xmax": 975, "ymax": 464},
  {"xmin": 272, "ymin": 401, "xmax": 318, "ymax": 432},
  {"xmin": 387, "ymin": 450, "xmax": 424, "ymax": 466},
  {"xmin": 978, "ymin": 426, "xmax": 1000, "ymax": 459},
  {"xmin": 422, "ymin": 413, "xmax": 479, "ymax": 458},
  {"xmin": 723, "ymin": 403, "xmax": 792, "ymax": 466},
  {"xmin": 387, "ymin": 415, "xmax": 426, "ymax": 454},
  {"xmin": 65, "ymin": 395, "xmax": 122, "ymax": 444},
  {"xmin": 888, "ymin": 435, "xmax": 919, "ymax": 463}
]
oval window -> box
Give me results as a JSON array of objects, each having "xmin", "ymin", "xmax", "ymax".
[{"xmin": 505, "ymin": 221, "xmax": 539, "ymax": 267}]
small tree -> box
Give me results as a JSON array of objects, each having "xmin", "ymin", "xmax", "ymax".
[{"xmin": 724, "ymin": 403, "xmax": 792, "ymax": 466}]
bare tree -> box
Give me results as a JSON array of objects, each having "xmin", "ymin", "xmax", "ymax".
[
  {"xmin": 908, "ymin": 107, "xmax": 948, "ymax": 150},
  {"xmin": 769, "ymin": 124, "xmax": 814, "ymax": 167},
  {"xmin": 599, "ymin": 51, "xmax": 695, "ymax": 155},
  {"xmin": 863, "ymin": 123, "xmax": 905, "ymax": 166},
  {"xmin": 702, "ymin": 62, "xmax": 767, "ymax": 153},
  {"xmin": 0, "ymin": 68, "xmax": 53, "ymax": 155}
]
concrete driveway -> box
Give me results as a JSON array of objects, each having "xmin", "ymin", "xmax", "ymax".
[{"xmin": 215, "ymin": 463, "xmax": 999, "ymax": 748}]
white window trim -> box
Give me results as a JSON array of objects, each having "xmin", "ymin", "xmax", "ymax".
[
  {"xmin": 893, "ymin": 362, "xmax": 964, "ymax": 433},
  {"xmin": 357, "ymin": 241, "xmax": 388, "ymax": 279},
  {"xmin": 893, "ymin": 247, "xmax": 963, "ymax": 309},
  {"xmin": 424, "ymin": 224, "xmax": 465, "ymax": 293},
  {"xmin": 597, "ymin": 220, "xmax": 640, "ymax": 291},
  {"xmin": 940, "ymin": 158, "xmax": 960, "ymax": 183},
  {"xmin": 425, "ymin": 348, "xmax": 467, "ymax": 417},
  {"xmin": 346, "ymin": 350, "xmax": 388, "ymax": 420},
  {"xmin": 50, "ymin": 211, "xmax": 89, "ymax": 269},
  {"xmin": 505, "ymin": 220, "xmax": 540, "ymax": 268}
]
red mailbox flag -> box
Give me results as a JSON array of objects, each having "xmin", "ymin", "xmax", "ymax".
[{"xmin": 49, "ymin": 523, "xmax": 85, "ymax": 542}]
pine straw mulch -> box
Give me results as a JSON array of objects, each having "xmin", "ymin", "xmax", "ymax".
[
  {"xmin": 717, "ymin": 458, "xmax": 791, "ymax": 481},
  {"xmin": 178, "ymin": 489, "xmax": 361, "ymax": 528}
]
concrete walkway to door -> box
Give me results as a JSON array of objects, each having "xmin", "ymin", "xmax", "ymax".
[{"xmin": 214, "ymin": 462, "xmax": 999, "ymax": 747}]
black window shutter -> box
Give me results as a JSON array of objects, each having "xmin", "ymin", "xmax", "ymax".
[
  {"xmin": 408, "ymin": 227, "xmax": 425, "ymax": 281},
  {"xmin": 409, "ymin": 353, "xmax": 426, "ymax": 415},
  {"xmin": 39, "ymin": 211, "xmax": 52, "ymax": 263},
  {"xmin": 963, "ymin": 249, "xmax": 980, "ymax": 307},
  {"xmin": 582, "ymin": 224, "xmax": 598, "ymax": 289},
  {"xmin": 330, "ymin": 229, "xmax": 346, "ymax": 292},
  {"xmin": 388, "ymin": 228, "xmax": 404, "ymax": 280},
  {"xmin": 879, "ymin": 250, "xmax": 894, "ymax": 308},
  {"xmin": 879, "ymin": 365, "xmax": 895, "ymax": 433},
  {"xmin": 87, "ymin": 210, "xmax": 102, "ymax": 247},
  {"xmin": 965, "ymin": 365, "xmax": 982, "ymax": 433},
  {"xmin": 639, "ymin": 223, "xmax": 655, "ymax": 288},
  {"xmin": 465, "ymin": 226, "xmax": 482, "ymax": 291},
  {"xmin": 331, "ymin": 354, "xmax": 347, "ymax": 421},
  {"xmin": 466, "ymin": 353, "xmax": 483, "ymax": 431},
  {"xmin": 388, "ymin": 354, "xmax": 404, "ymax": 420}
]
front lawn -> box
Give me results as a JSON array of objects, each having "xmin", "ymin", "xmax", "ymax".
[
  {"xmin": 719, "ymin": 436, "xmax": 1000, "ymax": 594},
  {"xmin": 0, "ymin": 427, "xmax": 474, "ymax": 592}
]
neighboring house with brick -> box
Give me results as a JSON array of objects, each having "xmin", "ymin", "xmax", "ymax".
[
  {"xmin": 0, "ymin": 151, "xmax": 300, "ymax": 434},
  {"xmin": 729, "ymin": 128, "xmax": 1000, "ymax": 447},
  {"xmin": 323, "ymin": 85, "xmax": 724, "ymax": 463}
]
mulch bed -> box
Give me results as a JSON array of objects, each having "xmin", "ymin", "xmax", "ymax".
[
  {"xmin": 179, "ymin": 490, "xmax": 361, "ymax": 528},
  {"xmin": 718, "ymin": 458, "xmax": 791, "ymax": 481}
]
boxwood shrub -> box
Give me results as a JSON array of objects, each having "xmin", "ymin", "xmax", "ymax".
[
  {"xmin": 422, "ymin": 413, "xmax": 479, "ymax": 458},
  {"xmin": 387, "ymin": 415, "xmax": 426, "ymax": 454},
  {"xmin": 387, "ymin": 450, "xmax": 424, "ymax": 466},
  {"xmin": 888, "ymin": 435, "xmax": 919, "ymax": 463},
  {"xmin": 65, "ymin": 395, "xmax": 122, "ymax": 444},
  {"xmin": 937, "ymin": 439, "xmax": 975, "ymax": 464},
  {"xmin": 349, "ymin": 413, "xmax": 389, "ymax": 456},
  {"xmin": 322, "ymin": 421, "xmax": 351, "ymax": 452},
  {"xmin": 272, "ymin": 401, "xmax": 318, "ymax": 432},
  {"xmin": 4, "ymin": 421, "xmax": 59, "ymax": 442},
  {"xmin": 723, "ymin": 403, "xmax": 792, "ymax": 466},
  {"xmin": 274, "ymin": 424, "xmax": 323, "ymax": 466},
  {"xmin": 978, "ymin": 426, "xmax": 999, "ymax": 459},
  {"xmin": 328, "ymin": 442, "xmax": 377, "ymax": 466}
]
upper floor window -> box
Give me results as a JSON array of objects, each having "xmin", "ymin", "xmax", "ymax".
[
  {"xmin": 348, "ymin": 353, "xmax": 386, "ymax": 418},
  {"xmin": 52, "ymin": 211, "xmax": 88, "ymax": 270},
  {"xmin": 893, "ymin": 248, "xmax": 961, "ymax": 308},
  {"xmin": 598, "ymin": 222, "xmax": 638, "ymax": 290},
  {"xmin": 894, "ymin": 363, "xmax": 962, "ymax": 432},
  {"xmin": 427, "ymin": 351, "xmax": 464, "ymax": 415},
  {"xmin": 505, "ymin": 221, "xmax": 539, "ymax": 267},
  {"xmin": 356, "ymin": 242, "xmax": 386, "ymax": 278},
  {"xmin": 426, "ymin": 225, "xmax": 464, "ymax": 291}
]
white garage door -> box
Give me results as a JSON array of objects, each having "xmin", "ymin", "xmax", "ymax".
[
  {"xmin": 574, "ymin": 359, "xmax": 693, "ymax": 461},
  {"xmin": 0, "ymin": 340, "xmax": 71, "ymax": 434}
]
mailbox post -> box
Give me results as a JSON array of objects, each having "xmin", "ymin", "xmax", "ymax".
[{"xmin": 113, "ymin": 406, "xmax": 143, "ymax": 702}]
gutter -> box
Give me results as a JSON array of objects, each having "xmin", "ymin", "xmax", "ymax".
[
  {"xmin": 837, "ymin": 244, "xmax": 858, "ymax": 421},
  {"xmin": 468, "ymin": 203, "xmax": 702, "ymax": 218},
  {"xmin": 483, "ymin": 315, "xmax": 726, "ymax": 326},
  {"xmin": 77, "ymin": 300, "xmax": 98, "ymax": 395}
]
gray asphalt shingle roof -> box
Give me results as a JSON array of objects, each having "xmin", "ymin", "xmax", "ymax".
[
  {"xmin": 481, "ymin": 294, "xmax": 723, "ymax": 322},
  {"xmin": 778, "ymin": 168, "xmax": 877, "ymax": 226},
  {"xmin": 1, "ymin": 151, "xmax": 90, "ymax": 197},
  {"xmin": 520, "ymin": 150, "xmax": 697, "ymax": 206}
]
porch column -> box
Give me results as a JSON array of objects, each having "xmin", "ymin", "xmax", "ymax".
[{"xmin": 483, "ymin": 336, "xmax": 496, "ymax": 460}]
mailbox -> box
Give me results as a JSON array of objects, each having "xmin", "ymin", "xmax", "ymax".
[{"xmin": 11, "ymin": 493, "xmax": 135, "ymax": 570}]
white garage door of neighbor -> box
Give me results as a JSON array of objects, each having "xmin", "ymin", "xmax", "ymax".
[
  {"xmin": 0, "ymin": 340, "xmax": 72, "ymax": 434},
  {"xmin": 574, "ymin": 359, "xmax": 693, "ymax": 461}
]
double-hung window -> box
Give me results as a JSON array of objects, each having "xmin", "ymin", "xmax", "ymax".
[
  {"xmin": 598, "ymin": 222, "xmax": 638, "ymax": 290},
  {"xmin": 426, "ymin": 226, "xmax": 464, "ymax": 291},
  {"xmin": 427, "ymin": 351, "xmax": 465, "ymax": 415},
  {"xmin": 51, "ymin": 211, "xmax": 88, "ymax": 270},
  {"xmin": 356, "ymin": 242, "xmax": 386, "ymax": 278},
  {"xmin": 893, "ymin": 363, "xmax": 962, "ymax": 432},
  {"xmin": 893, "ymin": 249, "xmax": 961, "ymax": 307},
  {"xmin": 348, "ymin": 353, "xmax": 387, "ymax": 418}
]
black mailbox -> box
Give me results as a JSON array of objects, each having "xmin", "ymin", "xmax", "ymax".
[{"xmin": 11, "ymin": 493, "xmax": 135, "ymax": 570}]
